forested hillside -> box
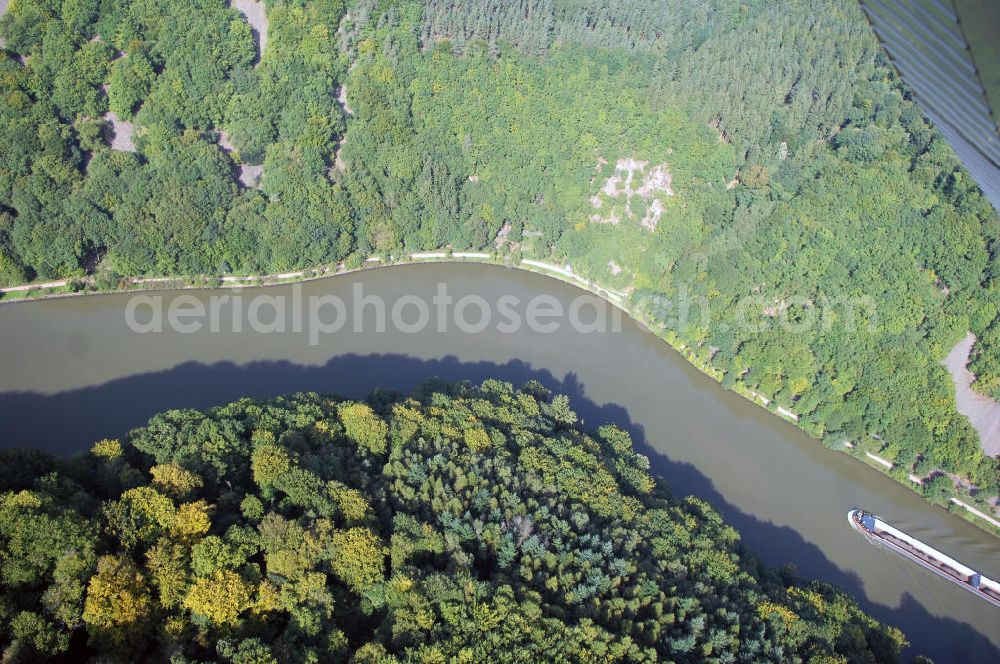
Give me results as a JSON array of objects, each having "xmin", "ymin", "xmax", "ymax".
[
  {"xmin": 342, "ymin": 2, "xmax": 1000, "ymax": 511},
  {"xmin": 0, "ymin": 0, "xmax": 997, "ymax": 516},
  {"xmin": 0, "ymin": 0, "xmax": 351, "ymax": 277},
  {"xmin": 0, "ymin": 382, "xmax": 908, "ymax": 661}
]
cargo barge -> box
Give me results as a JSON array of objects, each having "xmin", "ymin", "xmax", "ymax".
[{"xmin": 848, "ymin": 509, "xmax": 1000, "ymax": 608}]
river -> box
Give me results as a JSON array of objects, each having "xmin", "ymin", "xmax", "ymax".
[{"xmin": 0, "ymin": 263, "xmax": 997, "ymax": 660}]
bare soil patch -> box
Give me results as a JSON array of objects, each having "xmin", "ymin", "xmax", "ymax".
[
  {"xmin": 238, "ymin": 164, "xmax": 263, "ymax": 189},
  {"xmin": 337, "ymin": 84, "xmax": 354, "ymax": 116},
  {"xmin": 217, "ymin": 129, "xmax": 237, "ymax": 154},
  {"xmin": 1, "ymin": 0, "xmax": 9, "ymax": 48},
  {"xmin": 591, "ymin": 157, "xmax": 673, "ymax": 231},
  {"xmin": 943, "ymin": 332, "xmax": 1000, "ymax": 456},
  {"xmin": 102, "ymin": 112, "xmax": 136, "ymax": 152},
  {"xmin": 216, "ymin": 129, "xmax": 263, "ymax": 188}
]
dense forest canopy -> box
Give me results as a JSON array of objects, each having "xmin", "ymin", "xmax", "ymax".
[
  {"xmin": 0, "ymin": 0, "xmax": 351, "ymax": 277},
  {"xmin": 0, "ymin": 382, "xmax": 909, "ymax": 662},
  {"xmin": 0, "ymin": 1, "xmax": 998, "ymax": 516}
]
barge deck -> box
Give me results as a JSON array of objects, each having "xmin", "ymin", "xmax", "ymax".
[{"xmin": 848, "ymin": 509, "xmax": 1000, "ymax": 609}]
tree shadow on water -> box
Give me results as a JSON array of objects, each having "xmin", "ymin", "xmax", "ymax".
[{"xmin": 0, "ymin": 353, "xmax": 995, "ymax": 661}]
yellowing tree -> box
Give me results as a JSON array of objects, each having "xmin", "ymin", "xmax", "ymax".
[
  {"xmin": 338, "ymin": 403, "xmax": 388, "ymax": 455},
  {"xmin": 170, "ymin": 500, "xmax": 212, "ymax": 541},
  {"xmin": 251, "ymin": 444, "xmax": 291, "ymax": 488},
  {"xmin": 183, "ymin": 570, "xmax": 253, "ymax": 626},
  {"xmin": 463, "ymin": 427, "xmax": 491, "ymax": 452},
  {"xmin": 82, "ymin": 555, "xmax": 153, "ymax": 648},
  {"xmin": 91, "ymin": 439, "xmax": 122, "ymax": 460},
  {"xmin": 329, "ymin": 527, "xmax": 387, "ymax": 593},
  {"xmin": 150, "ymin": 464, "xmax": 204, "ymax": 499},
  {"xmin": 327, "ymin": 481, "xmax": 372, "ymax": 525},
  {"xmin": 104, "ymin": 486, "xmax": 176, "ymax": 547}
]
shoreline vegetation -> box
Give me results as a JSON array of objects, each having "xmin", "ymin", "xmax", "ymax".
[
  {"xmin": 2, "ymin": 252, "xmax": 998, "ymax": 537},
  {"xmin": 0, "ymin": 252, "xmax": 630, "ymax": 306},
  {"xmin": 0, "ymin": 386, "xmax": 908, "ymax": 661}
]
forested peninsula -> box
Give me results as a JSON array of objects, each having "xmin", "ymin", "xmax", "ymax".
[
  {"xmin": 0, "ymin": 381, "xmax": 911, "ymax": 662},
  {"xmin": 0, "ymin": 1, "xmax": 998, "ymax": 526}
]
